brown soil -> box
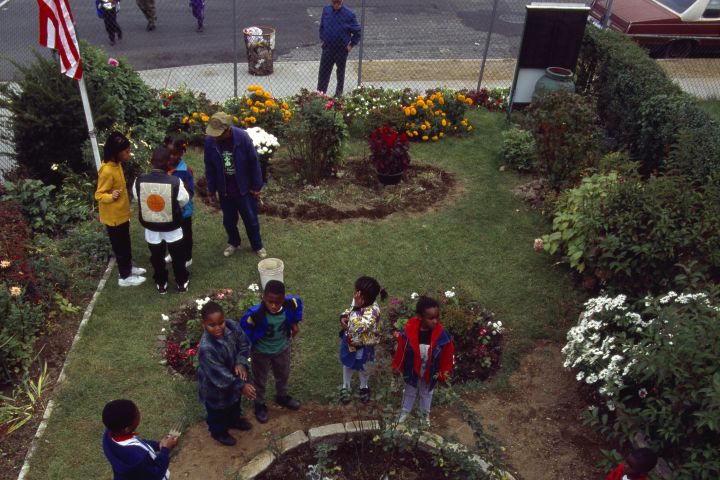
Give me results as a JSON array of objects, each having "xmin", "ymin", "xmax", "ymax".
[
  {"xmin": 197, "ymin": 159, "xmax": 456, "ymax": 222},
  {"xmin": 169, "ymin": 341, "xmax": 606, "ymax": 479}
]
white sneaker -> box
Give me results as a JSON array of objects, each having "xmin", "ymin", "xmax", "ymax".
[
  {"xmin": 185, "ymin": 259, "xmax": 193, "ymax": 268},
  {"xmin": 118, "ymin": 275, "xmax": 146, "ymax": 287},
  {"xmin": 131, "ymin": 266, "xmax": 146, "ymax": 276},
  {"xmin": 224, "ymin": 245, "xmax": 238, "ymax": 257},
  {"xmin": 256, "ymin": 248, "xmax": 267, "ymax": 259},
  {"xmin": 164, "ymin": 254, "xmax": 172, "ymax": 264},
  {"xmin": 398, "ymin": 412, "xmax": 409, "ymax": 424}
]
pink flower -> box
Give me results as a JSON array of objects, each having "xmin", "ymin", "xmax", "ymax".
[
  {"xmin": 107, "ymin": 57, "xmax": 119, "ymax": 67},
  {"xmin": 325, "ymin": 100, "xmax": 334, "ymax": 110},
  {"xmin": 186, "ymin": 348, "xmax": 197, "ymax": 357},
  {"xmin": 533, "ymin": 238, "xmax": 544, "ymax": 253},
  {"xmin": 638, "ymin": 388, "xmax": 648, "ymax": 399},
  {"xmin": 215, "ymin": 293, "xmax": 225, "ymax": 300}
]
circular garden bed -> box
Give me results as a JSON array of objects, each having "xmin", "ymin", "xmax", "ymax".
[{"xmin": 196, "ymin": 158, "xmax": 455, "ymax": 221}]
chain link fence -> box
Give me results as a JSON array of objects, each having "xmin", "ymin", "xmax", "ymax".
[{"xmin": 1, "ymin": 0, "xmax": 719, "ymax": 175}]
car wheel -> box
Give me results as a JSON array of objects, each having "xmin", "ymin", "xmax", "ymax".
[{"xmin": 664, "ymin": 40, "xmax": 694, "ymax": 58}]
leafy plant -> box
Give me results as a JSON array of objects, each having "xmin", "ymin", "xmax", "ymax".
[
  {"xmin": 0, "ymin": 361, "xmax": 50, "ymax": 435},
  {"xmin": 222, "ymin": 85, "xmax": 292, "ymax": 137},
  {"xmin": 3, "ymin": 179, "xmax": 86, "ymax": 235},
  {"xmin": 499, "ymin": 126, "xmax": 538, "ymax": 173},
  {"xmin": 369, "ymin": 125, "xmax": 411, "ymax": 176},
  {"xmin": 665, "ymin": 121, "xmax": 720, "ymax": 185},
  {"xmin": 0, "ymin": 282, "xmax": 44, "ymax": 383},
  {"xmin": 525, "ymin": 91, "xmax": 600, "ymax": 191}
]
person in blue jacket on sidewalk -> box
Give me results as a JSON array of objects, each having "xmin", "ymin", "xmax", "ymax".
[
  {"xmin": 204, "ymin": 112, "xmax": 267, "ymax": 259},
  {"xmin": 317, "ymin": 0, "xmax": 362, "ymax": 96}
]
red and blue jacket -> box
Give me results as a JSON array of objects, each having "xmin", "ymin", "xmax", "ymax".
[
  {"xmin": 102, "ymin": 431, "xmax": 170, "ymax": 480},
  {"xmin": 391, "ymin": 316, "xmax": 454, "ymax": 390},
  {"xmin": 240, "ymin": 296, "xmax": 303, "ymax": 345}
]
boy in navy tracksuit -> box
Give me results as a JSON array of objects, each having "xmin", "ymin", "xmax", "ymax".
[
  {"xmin": 240, "ymin": 280, "xmax": 303, "ymax": 423},
  {"xmin": 102, "ymin": 399, "xmax": 177, "ymax": 480}
]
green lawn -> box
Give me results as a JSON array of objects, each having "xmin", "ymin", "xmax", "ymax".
[{"xmin": 26, "ymin": 110, "xmax": 582, "ymax": 478}]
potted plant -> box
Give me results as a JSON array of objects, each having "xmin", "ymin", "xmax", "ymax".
[{"xmin": 370, "ymin": 125, "xmax": 410, "ymax": 185}]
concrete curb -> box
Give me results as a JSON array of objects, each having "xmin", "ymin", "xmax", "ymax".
[{"xmin": 16, "ymin": 259, "xmax": 115, "ymax": 480}]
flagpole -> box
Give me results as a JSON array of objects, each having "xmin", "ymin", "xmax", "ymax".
[{"xmin": 77, "ymin": 75, "xmax": 101, "ymax": 171}]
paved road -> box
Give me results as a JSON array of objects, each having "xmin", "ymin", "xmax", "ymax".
[{"xmin": 0, "ymin": 0, "xmax": 533, "ymax": 81}]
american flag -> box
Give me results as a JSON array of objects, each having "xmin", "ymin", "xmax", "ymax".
[{"xmin": 37, "ymin": 0, "xmax": 82, "ymax": 80}]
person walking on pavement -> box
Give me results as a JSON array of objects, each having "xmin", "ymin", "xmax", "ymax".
[
  {"xmin": 189, "ymin": 0, "xmax": 206, "ymax": 32},
  {"xmin": 203, "ymin": 112, "xmax": 268, "ymax": 260},
  {"xmin": 317, "ymin": 0, "xmax": 361, "ymax": 97},
  {"xmin": 136, "ymin": 0, "xmax": 156, "ymax": 30}
]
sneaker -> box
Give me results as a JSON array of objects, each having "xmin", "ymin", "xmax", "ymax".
[
  {"xmin": 146, "ymin": 22, "xmax": 156, "ymax": 31},
  {"xmin": 157, "ymin": 282, "xmax": 168, "ymax": 295},
  {"xmin": 211, "ymin": 431, "xmax": 236, "ymax": 446},
  {"xmin": 276, "ymin": 395, "xmax": 300, "ymax": 410},
  {"xmin": 196, "ymin": 25, "xmax": 204, "ymax": 33},
  {"xmin": 359, "ymin": 387, "xmax": 371, "ymax": 404},
  {"xmin": 131, "ymin": 266, "xmax": 147, "ymax": 276},
  {"xmin": 118, "ymin": 275, "xmax": 145, "ymax": 287},
  {"xmin": 164, "ymin": 254, "xmax": 172, "ymax": 264},
  {"xmin": 185, "ymin": 258, "xmax": 193, "ymax": 268},
  {"xmin": 230, "ymin": 417, "xmax": 253, "ymax": 431},
  {"xmin": 177, "ymin": 280, "xmax": 189, "ymax": 293},
  {"xmin": 254, "ymin": 403, "xmax": 268, "ymax": 424},
  {"xmin": 339, "ymin": 387, "xmax": 351, "ymax": 405},
  {"xmin": 256, "ymin": 248, "xmax": 268, "ymax": 259},
  {"xmin": 224, "ymin": 245, "xmax": 238, "ymax": 257},
  {"xmin": 398, "ymin": 412, "xmax": 409, "ymax": 424}
]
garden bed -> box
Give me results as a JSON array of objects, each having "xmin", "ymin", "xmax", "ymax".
[{"xmin": 196, "ymin": 159, "xmax": 455, "ymax": 222}]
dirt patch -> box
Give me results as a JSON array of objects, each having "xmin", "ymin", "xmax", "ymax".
[
  {"xmin": 197, "ymin": 159, "xmax": 456, "ymax": 222},
  {"xmin": 169, "ymin": 341, "xmax": 606, "ymax": 479}
]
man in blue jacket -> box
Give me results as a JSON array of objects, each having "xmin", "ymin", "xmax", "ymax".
[
  {"xmin": 204, "ymin": 112, "xmax": 267, "ymax": 259},
  {"xmin": 317, "ymin": 0, "xmax": 362, "ymax": 97}
]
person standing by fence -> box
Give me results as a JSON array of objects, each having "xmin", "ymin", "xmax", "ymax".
[{"xmin": 317, "ymin": 0, "xmax": 361, "ymax": 97}]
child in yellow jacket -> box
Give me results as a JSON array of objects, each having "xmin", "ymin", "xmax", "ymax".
[{"xmin": 95, "ymin": 132, "xmax": 146, "ymax": 286}]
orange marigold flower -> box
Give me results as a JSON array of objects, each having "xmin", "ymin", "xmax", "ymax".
[{"xmin": 422, "ymin": 135, "xmax": 429, "ymax": 141}]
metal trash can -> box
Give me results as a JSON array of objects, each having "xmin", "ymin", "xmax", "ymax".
[{"xmin": 243, "ymin": 25, "xmax": 275, "ymax": 75}]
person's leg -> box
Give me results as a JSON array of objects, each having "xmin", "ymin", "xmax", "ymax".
[
  {"xmin": 106, "ymin": 222, "xmax": 132, "ymax": 279},
  {"xmin": 251, "ymin": 350, "xmax": 271, "ymax": 405},
  {"xmin": 271, "ymin": 345, "xmax": 291, "ymax": 399},
  {"xmin": 103, "ymin": 15, "xmax": 115, "ymax": 42},
  {"xmin": 147, "ymin": 241, "xmax": 168, "ymax": 287},
  {"xmin": 218, "ymin": 195, "xmax": 242, "ymax": 247},
  {"xmin": 358, "ymin": 369, "xmax": 370, "ymax": 389},
  {"xmin": 236, "ymin": 194, "xmax": 263, "ymax": 251},
  {"xmin": 205, "ymin": 403, "xmax": 230, "ymax": 435},
  {"xmin": 417, "ymin": 379, "xmax": 435, "ymax": 416},
  {"xmin": 317, "ymin": 47, "xmax": 335, "ymax": 94},
  {"xmin": 167, "ymin": 238, "xmax": 189, "ymax": 287},
  {"xmin": 401, "ymin": 382, "xmax": 418, "ymax": 414},
  {"xmin": 181, "ymin": 216, "xmax": 193, "ymax": 262},
  {"xmin": 334, "ymin": 49, "xmax": 349, "ymax": 97},
  {"xmin": 342, "ymin": 365, "xmax": 354, "ymax": 389}
]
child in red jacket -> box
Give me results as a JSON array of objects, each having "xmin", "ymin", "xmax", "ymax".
[
  {"xmin": 391, "ymin": 296, "xmax": 454, "ymax": 426},
  {"xmin": 606, "ymin": 448, "xmax": 658, "ymax": 480}
]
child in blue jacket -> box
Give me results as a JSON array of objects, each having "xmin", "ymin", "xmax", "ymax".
[
  {"xmin": 102, "ymin": 399, "xmax": 177, "ymax": 480},
  {"xmin": 165, "ymin": 136, "xmax": 194, "ymax": 267},
  {"xmin": 240, "ymin": 280, "xmax": 303, "ymax": 424},
  {"xmin": 95, "ymin": 0, "xmax": 122, "ymax": 46}
]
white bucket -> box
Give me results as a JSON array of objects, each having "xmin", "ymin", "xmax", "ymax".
[{"xmin": 257, "ymin": 258, "xmax": 284, "ymax": 289}]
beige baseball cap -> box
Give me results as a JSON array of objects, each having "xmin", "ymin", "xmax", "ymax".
[{"xmin": 206, "ymin": 112, "xmax": 233, "ymax": 137}]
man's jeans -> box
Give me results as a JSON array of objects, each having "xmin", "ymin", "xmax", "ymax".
[{"xmin": 219, "ymin": 193, "xmax": 263, "ymax": 251}]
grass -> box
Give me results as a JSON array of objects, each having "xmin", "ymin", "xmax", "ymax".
[{"xmin": 25, "ymin": 109, "xmax": 583, "ymax": 478}]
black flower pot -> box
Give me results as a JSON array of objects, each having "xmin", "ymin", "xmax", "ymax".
[{"xmin": 377, "ymin": 171, "xmax": 403, "ymax": 186}]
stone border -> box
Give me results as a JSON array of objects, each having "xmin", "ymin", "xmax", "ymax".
[
  {"xmin": 16, "ymin": 259, "xmax": 115, "ymax": 480},
  {"xmin": 235, "ymin": 420, "xmax": 516, "ymax": 480}
]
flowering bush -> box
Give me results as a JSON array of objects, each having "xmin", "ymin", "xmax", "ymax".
[
  {"xmin": 385, "ymin": 289, "xmax": 504, "ymax": 382},
  {"xmin": 370, "ymin": 126, "xmax": 410, "ymax": 176},
  {"xmin": 564, "ymin": 291, "xmax": 720, "ymax": 478},
  {"xmin": 342, "ymin": 86, "xmax": 407, "ymax": 136},
  {"xmin": 246, "ymin": 126, "xmax": 279, "ymax": 182},
  {"xmin": 402, "ymin": 90, "xmax": 473, "ymax": 142},
  {"xmin": 465, "ymin": 87, "xmax": 510, "ymax": 112},
  {"xmin": 160, "ymin": 86, "xmax": 215, "ymax": 144},
  {"xmin": 162, "ymin": 286, "xmax": 260, "ymax": 376},
  {"xmin": 222, "ymin": 85, "xmax": 292, "ymax": 136},
  {"xmin": 0, "ymin": 282, "xmax": 43, "ymax": 383}
]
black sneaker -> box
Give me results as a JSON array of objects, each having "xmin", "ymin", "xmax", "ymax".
[
  {"xmin": 211, "ymin": 431, "xmax": 236, "ymax": 446},
  {"xmin": 276, "ymin": 395, "xmax": 300, "ymax": 410},
  {"xmin": 230, "ymin": 417, "xmax": 253, "ymax": 431},
  {"xmin": 359, "ymin": 387, "xmax": 371, "ymax": 404},
  {"xmin": 340, "ymin": 387, "xmax": 351, "ymax": 405},
  {"xmin": 157, "ymin": 282, "xmax": 168, "ymax": 295},
  {"xmin": 254, "ymin": 403, "xmax": 268, "ymax": 423},
  {"xmin": 146, "ymin": 22, "xmax": 156, "ymax": 31},
  {"xmin": 177, "ymin": 280, "xmax": 189, "ymax": 293}
]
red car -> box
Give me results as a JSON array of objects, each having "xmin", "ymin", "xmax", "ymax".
[{"xmin": 590, "ymin": 0, "xmax": 720, "ymax": 57}]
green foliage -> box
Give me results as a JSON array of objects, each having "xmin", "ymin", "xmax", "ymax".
[
  {"xmin": 525, "ymin": 91, "xmax": 600, "ymax": 190},
  {"xmin": 3, "ymin": 179, "xmax": 87, "ymax": 235},
  {"xmin": 576, "ymin": 27, "xmax": 680, "ymax": 151},
  {"xmin": 0, "ymin": 283, "xmax": 44, "ymax": 383},
  {"xmin": 61, "ymin": 222, "xmax": 113, "ymax": 275},
  {"xmin": 598, "ymin": 151, "xmax": 638, "ymax": 176},
  {"xmin": 665, "ymin": 122, "xmax": 720, "ymax": 185},
  {"xmin": 343, "ymin": 86, "xmax": 408, "ymax": 137},
  {"xmin": 0, "ymin": 361, "xmax": 50, "ymax": 434},
  {"xmin": 499, "ymin": 126, "xmax": 538, "ymax": 173},
  {"xmin": 286, "ymin": 92, "xmax": 348, "ymax": 184},
  {"xmin": 636, "ymin": 93, "xmax": 711, "ymax": 175},
  {"xmin": 159, "ymin": 87, "xmax": 215, "ymax": 144}
]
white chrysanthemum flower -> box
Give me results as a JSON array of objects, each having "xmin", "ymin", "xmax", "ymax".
[
  {"xmin": 410, "ymin": 292, "xmax": 419, "ymax": 299},
  {"xmin": 576, "ymin": 371, "xmax": 585, "ymax": 381},
  {"xmin": 586, "ymin": 373, "xmax": 598, "ymax": 384},
  {"xmin": 444, "ymin": 290, "xmax": 456, "ymax": 298},
  {"xmin": 161, "ymin": 314, "xmax": 169, "ymax": 321}
]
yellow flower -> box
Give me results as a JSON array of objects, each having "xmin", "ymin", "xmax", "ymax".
[
  {"xmin": 182, "ymin": 116, "xmax": 189, "ymax": 124},
  {"xmin": 0, "ymin": 260, "xmax": 10, "ymax": 268},
  {"xmin": 432, "ymin": 135, "xmax": 438, "ymax": 141},
  {"xmin": 458, "ymin": 94, "xmax": 466, "ymax": 101},
  {"xmin": 264, "ymin": 100, "xmax": 274, "ymax": 107},
  {"xmin": 233, "ymin": 116, "xmax": 239, "ymax": 123},
  {"xmin": 192, "ymin": 112, "xmax": 199, "ymax": 118},
  {"xmin": 405, "ymin": 130, "xmax": 412, "ymax": 136},
  {"xmin": 200, "ymin": 114, "xmax": 209, "ymax": 122},
  {"xmin": 10, "ymin": 286, "xmax": 21, "ymax": 297},
  {"xmin": 259, "ymin": 109, "xmax": 266, "ymax": 114},
  {"xmin": 422, "ymin": 135, "xmax": 429, "ymax": 141},
  {"xmin": 251, "ymin": 106, "xmax": 259, "ymax": 113},
  {"xmin": 247, "ymin": 99, "xmax": 253, "ymax": 105},
  {"xmin": 255, "ymin": 100, "xmax": 264, "ymax": 106},
  {"xmin": 438, "ymin": 97, "xmax": 445, "ymax": 105},
  {"xmin": 264, "ymin": 91, "xmax": 271, "ymax": 98},
  {"xmin": 420, "ymin": 124, "xmax": 427, "ymax": 130},
  {"xmin": 188, "ymin": 119, "xmax": 195, "ymax": 124},
  {"xmin": 249, "ymin": 116, "xmax": 257, "ymax": 123},
  {"xmin": 410, "ymin": 107, "xmax": 417, "ymax": 115},
  {"xmin": 247, "ymin": 85, "xmax": 258, "ymax": 91},
  {"xmin": 466, "ymin": 98, "xmax": 473, "ymax": 105},
  {"xmin": 468, "ymin": 125, "xmax": 473, "ymax": 131},
  {"xmin": 441, "ymin": 119, "xmax": 447, "ymax": 127},
  {"xmin": 439, "ymin": 132, "xmax": 444, "ymax": 137},
  {"xmin": 413, "ymin": 130, "xmax": 419, "ymax": 136}
]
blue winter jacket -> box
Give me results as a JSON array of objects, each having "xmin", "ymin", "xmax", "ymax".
[
  {"xmin": 171, "ymin": 158, "xmax": 194, "ymax": 218},
  {"xmin": 319, "ymin": 5, "xmax": 362, "ymax": 49},
  {"xmin": 102, "ymin": 431, "xmax": 170, "ymax": 480},
  {"xmin": 240, "ymin": 296, "xmax": 303, "ymax": 345},
  {"xmin": 203, "ymin": 127, "xmax": 263, "ymax": 196}
]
